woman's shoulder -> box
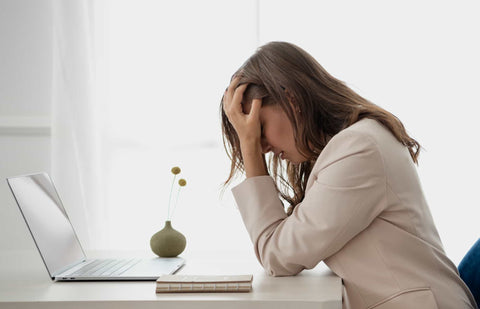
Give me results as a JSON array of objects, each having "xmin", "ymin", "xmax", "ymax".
[
  {"xmin": 315, "ymin": 118, "xmax": 412, "ymax": 175},
  {"xmin": 342, "ymin": 118, "xmax": 388, "ymax": 137},
  {"xmin": 330, "ymin": 118, "xmax": 398, "ymax": 150},
  {"xmin": 325, "ymin": 118, "xmax": 385, "ymax": 149},
  {"xmin": 315, "ymin": 118, "xmax": 402, "ymax": 168},
  {"xmin": 306, "ymin": 118, "xmax": 388, "ymax": 189}
]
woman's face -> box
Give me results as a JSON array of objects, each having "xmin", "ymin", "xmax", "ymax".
[{"xmin": 242, "ymin": 102, "xmax": 308, "ymax": 164}]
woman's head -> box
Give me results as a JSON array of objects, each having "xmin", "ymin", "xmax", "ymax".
[
  {"xmin": 241, "ymin": 97, "xmax": 308, "ymax": 164},
  {"xmin": 221, "ymin": 41, "xmax": 420, "ymax": 214}
]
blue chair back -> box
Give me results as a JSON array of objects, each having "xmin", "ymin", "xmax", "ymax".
[{"xmin": 459, "ymin": 238, "xmax": 480, "ymax": 307}]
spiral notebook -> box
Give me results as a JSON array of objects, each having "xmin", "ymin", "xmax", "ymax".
[{"xmin": 156, "ymin": 274, "xmax": 253, "ymax": 293}]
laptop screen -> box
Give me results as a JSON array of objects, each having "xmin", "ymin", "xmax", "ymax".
[{"xmin": 7, "ymin": 173, "xmax": 86, "ymax": 277}]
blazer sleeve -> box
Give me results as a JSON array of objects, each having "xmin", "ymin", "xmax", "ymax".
[{"xmin": 232, "ymin": 130, "xmax": 388, "ymax": 276}]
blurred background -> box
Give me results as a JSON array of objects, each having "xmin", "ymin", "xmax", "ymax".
[{"xmin": 0, "ymin": 0, "xmax": 479, "ymax": 265}]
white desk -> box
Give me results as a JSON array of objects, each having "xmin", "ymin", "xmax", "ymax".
[{"xmin": 0, "ymin": 249, "xmax": 342, "ymax": 309}]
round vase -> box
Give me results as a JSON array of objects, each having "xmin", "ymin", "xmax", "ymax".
[{"xmin": 150, "ymin": 220, "xmax": 186, "ymax": 257}]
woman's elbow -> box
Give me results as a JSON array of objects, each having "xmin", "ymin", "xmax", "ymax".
[
  {"xmin": 267, "ymin": 267, "xmax": 303, "ymax": 277},
  {"xmin": 260, "ymin": 251, "xmax": 304, "ymax": 277}
]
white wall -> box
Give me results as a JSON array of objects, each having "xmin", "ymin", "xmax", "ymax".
[{"xmin": 0, "ymin": 0, "xmax": 52, "ymax": 251}]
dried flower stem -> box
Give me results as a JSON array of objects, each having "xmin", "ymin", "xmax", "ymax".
[
  {"xmin": 170, "ymin": 186, "xmax": 181, "ymax": 220},
  {"xmin": 167, "ymin": 174, "xmax": 177, "ymax": 220},
  {"xmin": 170, "ymin": 179, "xmax": 186, "ymax": 220}
]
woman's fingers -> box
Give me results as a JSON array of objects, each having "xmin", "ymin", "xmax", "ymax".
[
  {"xmin": 225, "ymin": 76, "xmax": 241, "ymax": 104},
  {"xmin": 222, "ymin": 78, "xmax": 262, "ymax": 144},
  {"xmin": 249, "ymin": 98, "xmax": 262, "ymax": 120},
  {"xmin": 223, "ymin": 79, "xmax": 248, "ymax": 118},
  {"xmin": 231, "ymin": 83, "xmax": 248, "ymax": 111}
]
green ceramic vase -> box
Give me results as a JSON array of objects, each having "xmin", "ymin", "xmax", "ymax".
[{"xmin": 150, "ymin": 220, "xmax": 186, "ymax": 257}]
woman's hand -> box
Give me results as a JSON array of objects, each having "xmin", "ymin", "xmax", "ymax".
[
  {"xmin": 222, "ymin": 76, "xmax": 263, "ymax": 146},
  {"xmin": 222, "ymin": 76, "xmax": 268, "ymax": 178}
]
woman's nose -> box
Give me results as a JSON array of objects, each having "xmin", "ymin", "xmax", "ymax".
[{"xmin": 261, "ymin": 139, "xmax": 272, "ymax": 154}]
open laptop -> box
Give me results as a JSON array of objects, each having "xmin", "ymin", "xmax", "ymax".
[{"xmin": 6, "ymin": 172, "xmax": 185, "ymax": 281}]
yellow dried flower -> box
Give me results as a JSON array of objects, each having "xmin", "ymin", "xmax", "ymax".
[{"xmin": 167, "ymin": 166, "xmax": 187, "ymax": 221}]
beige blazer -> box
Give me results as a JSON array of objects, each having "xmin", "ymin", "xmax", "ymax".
[{"xmin": 232, "ymin": 119, "xmax": 477, "ymax": 309}]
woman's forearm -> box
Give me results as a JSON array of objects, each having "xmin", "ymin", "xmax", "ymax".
[{"xmin": 240, "ymin": 141, "xmax": 268, "ymax": 178}]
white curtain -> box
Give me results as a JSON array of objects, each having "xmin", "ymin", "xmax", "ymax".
[
  {"xmin": 51, "ymin": 0, "xmax": 106, "ymax": 249},
  {"xmin": 51, "ymin": 0, "xmax": 257, "ymax": 252}
]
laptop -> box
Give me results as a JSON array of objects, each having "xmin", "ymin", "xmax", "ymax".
[{"xmin": 6, "ymin": 172, "xmax": 185, "ymax": 281}]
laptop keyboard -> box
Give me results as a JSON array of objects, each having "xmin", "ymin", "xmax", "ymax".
[{"xmin": 65, "ymin": 258, "xmax": 141, "ymax": 277}]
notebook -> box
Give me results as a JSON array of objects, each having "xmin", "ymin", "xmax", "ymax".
[
  {"xmin": 156, "ymin": 275, "xmax": 253, "ymax": 293},
  {"xmin": 6, "ymin": 172, "xmax": 185, "ymax": 281}
]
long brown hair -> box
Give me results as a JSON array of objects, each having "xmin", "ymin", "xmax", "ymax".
[{"xmin": 220, "ymin": 41, "xmax": 420, "ymax": 215}]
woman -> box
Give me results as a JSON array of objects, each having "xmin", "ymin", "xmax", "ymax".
[{"xmin": 220, "ymin": 41, "xmax": 476, "ymax": 309}]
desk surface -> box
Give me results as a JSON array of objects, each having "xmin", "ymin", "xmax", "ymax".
[{"xmin": 0, "ymin": 249, "xmax": 342, "ymax": 309}]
